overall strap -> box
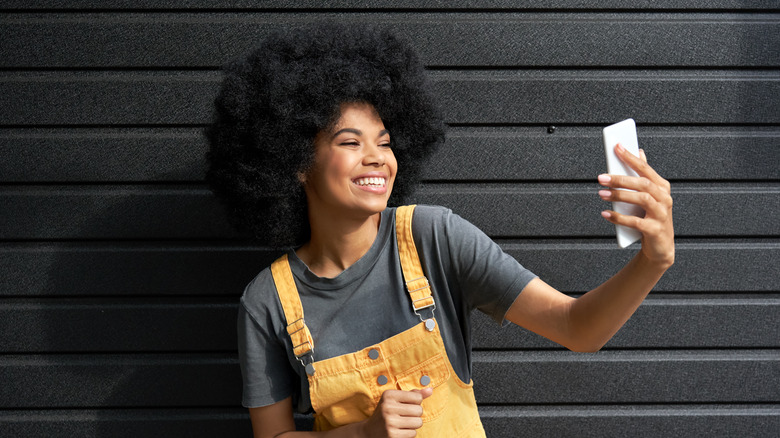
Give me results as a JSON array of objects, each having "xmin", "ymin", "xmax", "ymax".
[
  {"xmin": 395, "ymin": 205, "xmax": 436, "ymax": 317},
  {"xmin": 271, "ymin": 254, "xmax": 315, "ymax": 361}
]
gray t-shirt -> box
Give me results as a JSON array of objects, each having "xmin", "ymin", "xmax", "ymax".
[{"xmin": 238, "ymin": 205, "xmax": 537, "ymax": 411}]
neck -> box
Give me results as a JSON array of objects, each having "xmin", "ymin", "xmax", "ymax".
[{"xmin": 297, "ymin": 209, "xmax": 383, "ymax": 278}]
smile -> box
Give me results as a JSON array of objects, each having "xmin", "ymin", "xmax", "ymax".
[{"xmin": 353, "ymin": 177, "xmax": 386, "ymax": 187}]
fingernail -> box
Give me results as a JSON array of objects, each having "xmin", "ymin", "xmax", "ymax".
[
  {"xmin": 615, "ymin": 144, "xmax": 624, "ymax": 153},
  {"xmin": 601, "ymin": 211, "xmax": 611, "ymax": 219},
  {"xmin": 598, "ymin": 190, "xmax": 611, "ymax": 198},
  {"xmin": 598, "ymin": 174, "xmax": 611, "ymax": 184}
]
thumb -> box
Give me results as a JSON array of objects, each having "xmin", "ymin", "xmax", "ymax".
[{"xmin": 415, "ymin": 387, "xmax": 433, "ymax": 400}]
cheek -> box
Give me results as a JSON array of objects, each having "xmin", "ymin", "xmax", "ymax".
[
  {"xmin": 388, "ymin": 153, "xmax": 398, "ymax": 178},
  {"xmin": 319, "ymin": 155, "xmax": 356, "ymax": 187}
]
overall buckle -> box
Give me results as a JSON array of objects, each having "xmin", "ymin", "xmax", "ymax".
[{"xmin": 406, "ymin": 276, "xmax": 436, "ymax": 330}]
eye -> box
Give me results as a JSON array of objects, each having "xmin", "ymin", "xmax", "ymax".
[{"xmin": 339, "ymin": 140, "xmax": 360, "ymax": 147}]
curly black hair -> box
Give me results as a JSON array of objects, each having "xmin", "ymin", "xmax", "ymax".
[{"xmin": 205, "ymin": 22, "xmax": 445, "ymax": 248}]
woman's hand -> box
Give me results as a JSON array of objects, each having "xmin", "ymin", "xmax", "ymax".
[
  {"xmin": 598, "ymin": 144, "xmax": 675, "ymax": 268},
  {"xmin": 360, "ymin": 388, "xmax": 433, "ymax": 438}
]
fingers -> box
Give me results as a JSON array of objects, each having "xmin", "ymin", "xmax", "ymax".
[
  {"xmin": 613, "ymin": 144, "xmax": 671, "ymax": 194},
  {"xmin": 600, "ymin": 172, "xmax": 669, "ymax": 199},
  {"xmin": 367, "ymin": 389, "xmax": 433, "ymax": 436},
  {"xmin": 598, "ymin": 173, "xmax": 673, "ymax": 214},
  {"xmin": 598, "ymin": 147, "xmax": 672, "ymax": 231},
  {"xmin": 380, "ymin": 390, "xmax": 425, "ymax": 418},
  {"xmin": 598, "ymin": 188, "xmax": 668, "ymax": 220},
  {"xmin": 600, "ymin": 146, "xmax": 675, "ymax": 265},
  {"xmin": 387, "ymin": 388, "xmax": 428, "ymax": 404},
  {"xmin": 599, "ymin": 144, "xmax": 673, "ymax": 207},
  {"xmin": 600, "ymin": 209, "xmax": 643, "ymax": 232}
]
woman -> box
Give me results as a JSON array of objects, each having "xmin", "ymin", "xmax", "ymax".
[{"xmin": 206, "ymin": 23, "xmax": 674, "ymax": 438}]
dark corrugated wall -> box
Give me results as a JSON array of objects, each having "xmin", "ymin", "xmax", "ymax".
[{"xmin": 1, "ymin": 2, "xmax": 778, "ymax": 437}]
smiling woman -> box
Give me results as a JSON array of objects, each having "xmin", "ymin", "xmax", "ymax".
[
  {"xmin": 205, "ymin": 21, "xmax": 674, "ymax": 438},
  {"xmin": 205, "ymin": 23, "xmax": 444, "ymax": 249},
  {"xmin": 304, "ymin": 103, "xmax": 396, "ymax": 218},
  {"xmin": 297, "ymin": 102, "xmax": 399, "ymax": 278}
]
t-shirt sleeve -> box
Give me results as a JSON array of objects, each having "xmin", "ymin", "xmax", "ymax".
[
  {"xmin": 237, "ymin": 280, "xmax": 298, "ymax": 408},
  {"xmin": 421, "ymin": 206, "xmax": 537, "ymax": 325}
]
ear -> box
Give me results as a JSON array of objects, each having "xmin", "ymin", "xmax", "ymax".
[{"xmin": 297, "ymin": 171, "xmax": 307, "ymax": 184}]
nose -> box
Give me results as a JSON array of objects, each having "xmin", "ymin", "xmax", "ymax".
[{"xmin": 362, "ymin": 142, "xmax": 386, "ymax": 166}]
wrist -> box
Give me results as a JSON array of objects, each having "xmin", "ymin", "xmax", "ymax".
[{"xmin": 638, "ymin": 248, "xmax": 674, "ymax": 272}]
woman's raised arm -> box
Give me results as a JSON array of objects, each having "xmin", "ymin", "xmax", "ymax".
[{"xmin": 506, "ymin": 145, "xmax": 674, "ymax": 352}]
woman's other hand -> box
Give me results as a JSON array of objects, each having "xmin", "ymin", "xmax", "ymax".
[
  {"xmin": 598, "ymin": 145, "xmax": 675, "ymax": 268},
  {"xmin": 360, "ymin": 388, "xmax": 433, "ymax": 438}
]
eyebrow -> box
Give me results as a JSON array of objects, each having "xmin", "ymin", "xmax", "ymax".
[{"xmin": 332, "ymin": 128, "xmax": 390, "ymax": 139}]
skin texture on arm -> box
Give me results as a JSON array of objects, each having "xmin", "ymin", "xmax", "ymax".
[
  {"xmin": 249, "ymin": 389, "xmax": 433, "ymax": 438},
  {"xmin": 506, "ymin": 145, "xmax": 674, "ymax": 352}
]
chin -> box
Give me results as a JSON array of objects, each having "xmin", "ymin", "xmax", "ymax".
[
  {"xmin": 364, "ymin": 200, "xmax": 389, "ymax": 214},
  {"xmin": 352, "ymin": 190, "xmax": 392, "ymax": 214}
]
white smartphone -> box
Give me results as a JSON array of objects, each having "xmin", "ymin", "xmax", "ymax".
[{"xmin": 602, "ymin": 118, "xmax": 644, "ymax": 248}]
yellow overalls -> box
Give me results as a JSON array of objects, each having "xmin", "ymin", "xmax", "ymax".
[{"xmin": 270, "ymin": 205, "xmax": 486, "ymax": 436}]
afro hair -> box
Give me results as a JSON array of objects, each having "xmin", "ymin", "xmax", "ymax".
[{"xmin": 205, "ymin": 22, "xmax": 445, "ymax": 248}]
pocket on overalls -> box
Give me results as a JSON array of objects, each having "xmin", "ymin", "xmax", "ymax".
[
  {"xmin": 396, "ymin": 353, "xmax": 451, "ymax": 421},
  {"xmin": 310, "ymin": 370, "xmax": 375, "ymax": 429}
]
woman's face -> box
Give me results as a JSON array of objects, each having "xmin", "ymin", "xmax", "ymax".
[{"xmin": 302, "ymin": 102, "xmax": 397, "ymax": 220}]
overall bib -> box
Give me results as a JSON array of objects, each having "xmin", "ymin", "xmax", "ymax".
[{"xmin": 270, "ymin": 205, "xmax": 486, "ymax": 436}]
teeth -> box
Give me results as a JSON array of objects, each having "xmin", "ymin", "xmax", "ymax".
[{"xmin": 355, "ymin": 177, "xmax": 386, "ymax": 187}]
